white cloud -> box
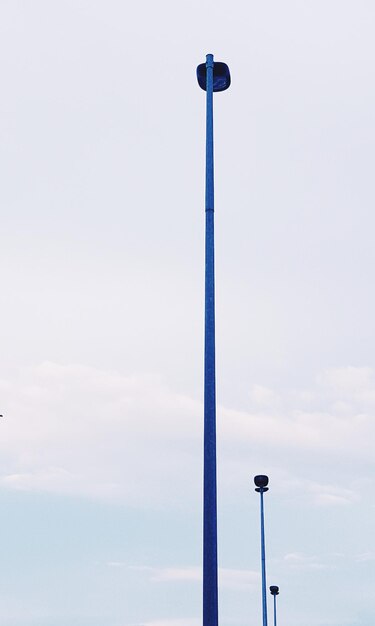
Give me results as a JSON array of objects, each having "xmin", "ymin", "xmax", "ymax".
[
  {"xmin": 143, "ymin": 620, "xmax": 200, "ymax": 626},
  {"xmin": 219, "ymin": 568, "xmax": 260, "ymax": 590},
  {"xmin": 127, "ymin": 565, "xmax": 259, "ymax": 590},
  {"xmin": 318, "ymin": 366, "xmax": 375, "ymax": 407},
  {"xmin": 283, "ymin": 552, "xmax": 332, "ymax": 571},
  {"xmin": 305, "ymin": 480, "xmax": 358, "ymax": 506},
  {"xmin": 249, "ymin": 384, "xmax": 280, "ymax": 408},
  {"xmin": 0, "ymin": 361, "xmax": 203, "ymax": 506},
  {"xmin": 356, "ymin": 552, "xmax": 375, "ymax": 562},
  {"xmin": 127, "ymin": 565, "xmax": 201, "ymax": 583},
  {"xmin": 319, "ymin": 366, "xmax": 374, "ymax": 392},
  {"xmin": 0, "ymin": 362, "xmax": 374, "ymax": 509}
]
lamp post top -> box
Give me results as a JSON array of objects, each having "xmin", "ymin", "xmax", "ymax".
[
  {"xmin": 196, "ymin": 55, "xmax": 231, "ymax": 92},
  {"xmin": 254, "ymin": 474, "xmax": 269, "ymax": 492},
  {"xmin": 270, "ymin": 586, "xmax": 279, "ymax": 596}
]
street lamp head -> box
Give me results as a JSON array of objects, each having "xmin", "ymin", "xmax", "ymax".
[
  {"xmin": 254, "ymin": 474, "xmax": 269, "ymax": 492},
  {"xmin": 270, "ymin": 586, "xmax": 279, "ymax": 596},
  {"xmin": 197, "ymin": 60, "xmax": 231, "ymax": 92}
]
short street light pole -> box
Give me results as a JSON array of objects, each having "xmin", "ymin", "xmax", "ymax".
[
  {"xmin": 254, "ymin": 475, "xmax": 269, "ymax": 626},
  {"xmin": 270, "ymin": 586, "xmax": 279, "ymax": 626},
  {"xmin": 196, "ymin": 55, "xmax": 231, "ymax": 626}
]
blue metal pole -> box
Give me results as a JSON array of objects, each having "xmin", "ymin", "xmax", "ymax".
[
  {"xmin": 203, "ymin": 52, "xmax": 218, "ymax": 626},
  {"xmin": 273, "ymin": 594, "xmax": 277, "ymax": 626},
  {"xmin": 260, "ymin": 489, "xmax": 268, "ymax": 626}
]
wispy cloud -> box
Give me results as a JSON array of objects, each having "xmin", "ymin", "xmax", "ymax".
[
  {"xmin": 142, "ymin": 620, "xmax": 200, "ymax": 626},
  {"xmin": 306, "ymin": 480, "xmax": 358, "ymax": 506},
  {"xmin": 219, "ymin": 567, "xmax": 260, "ymax": 589},
  {"xmin": 356, "ymin": 551, "xmax": 375, "ymax": 562},
  {"xmin": 284, "ymin": 552, "xmax": 333, "ymax": 571},
  {"xmin": 128, "ymin": 566, "xmax": 201, "ymax": 583},
  {"xmin": 123, "ymin": 565, "xmax": 259, "ymax": 590}
]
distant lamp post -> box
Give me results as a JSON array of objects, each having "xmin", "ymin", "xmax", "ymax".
[
  {"xmin": 196, "ymin": 54, "xmax": 231, "ymax": 626},
  {"xmin": 270, "ymin": 586, "xmax": 279, "ymax": 626},
  {"xmin": 254, "ymin": 475, "xmax": 269, "ymax": 626}
]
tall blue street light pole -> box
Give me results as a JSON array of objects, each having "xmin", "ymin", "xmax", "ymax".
[
  {"xmin": 270, "ymin": 586, "xmax": 279, "ymax": 626},
  {"xmin": 196, "ymin": 55, "xmax": 231, "ymax": 626},
  {"xmin": 254, "ymin": 475, "xmax": 270, "ymax": 626}
]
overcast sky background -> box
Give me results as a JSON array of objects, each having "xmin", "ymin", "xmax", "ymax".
[{"xmin": 1, "ymin": 1, "xmax": 375, "ymax": 625}]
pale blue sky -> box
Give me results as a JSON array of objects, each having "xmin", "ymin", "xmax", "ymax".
[{"xmin": 1, "ymin": 1, "xmax": 375, "ymax": 625}]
